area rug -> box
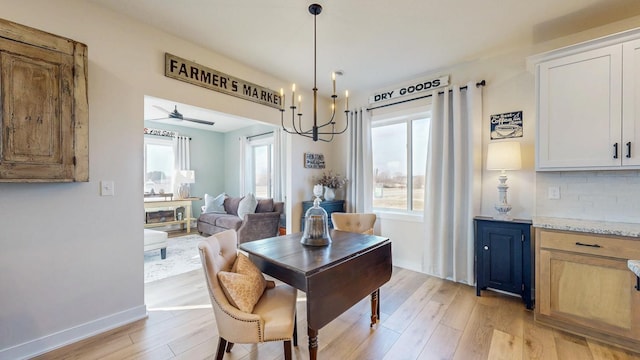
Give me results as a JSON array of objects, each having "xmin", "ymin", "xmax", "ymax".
[{"xmin": 144, "ymin": 234, "xmax": 205, "ymax": 283}]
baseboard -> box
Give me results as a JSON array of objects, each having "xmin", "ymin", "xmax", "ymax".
[{"xmin": 0, "ymin": 305, "xmax": 147, "ymax": 360}]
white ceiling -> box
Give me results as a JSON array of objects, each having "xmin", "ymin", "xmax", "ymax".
[
  {"xmin": 96, "ymin": 0, "xmax": 640, "ymax": 132},
  {"xmin": 144, "ymin": 95, "xmax": 257, "ymax": 133}
]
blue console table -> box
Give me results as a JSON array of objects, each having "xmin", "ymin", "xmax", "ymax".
[{"xmin": 301, "ymin": 199, "xmax": 345, "ymax": 230}]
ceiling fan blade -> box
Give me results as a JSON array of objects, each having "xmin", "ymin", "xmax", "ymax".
[
  {"xmin": 149, "ymin": 104, "xmax": 213, "ymax": 125},
  {"xmin": 152, "ymin": 105, "xmax": 171, "ymax": 114},
  {"xmin": 183, "ymin": 117, "xmax": 215, "ymax": 126}
]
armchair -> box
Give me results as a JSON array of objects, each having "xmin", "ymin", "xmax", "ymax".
[{"xmin": 198, "ymin": 230, "xmax": 298, "ymax": 359}]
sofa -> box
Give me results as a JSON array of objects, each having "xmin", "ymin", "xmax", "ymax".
[{"xmin": 197, "ymin": 195, "xmax": 283, "ymax": 244}]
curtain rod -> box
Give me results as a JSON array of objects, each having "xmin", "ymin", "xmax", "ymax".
[
  {"xmin": 247, "ymin": 131, "xmax": 274, "ymax": 140},
  {"xmin": 145, "ymin": 132, "xmax": 191, "ymax": 140},
  {"xmin": 366, "ymin": 80, "xmax": 486, "ymax": 111}
]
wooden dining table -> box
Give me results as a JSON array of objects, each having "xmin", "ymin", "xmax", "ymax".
[{"xmin": 239, "ymin": 230, "xmax": 392, "ymax": 360}]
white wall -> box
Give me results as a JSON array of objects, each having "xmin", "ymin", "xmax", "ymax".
[
  {"xmin": 347, "ymin": 15, "xmax": 640, "ymax": 277},
  {"xmin": 0, "ymin": 1, "xmax": 330, "ymax": 358}
]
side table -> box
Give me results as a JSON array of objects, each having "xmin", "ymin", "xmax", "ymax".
[{"xmin": 474, "ymin": 216, "xmax": 534, "ymax": 309}]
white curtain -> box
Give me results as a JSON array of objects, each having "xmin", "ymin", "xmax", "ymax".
[
  {"xmin": 346, "ymin": 108, "xmax": 373, "ymax": 213},
  {"xmin": 173, "ymin": 135, "xmax": 191, "ymax": 170},
  {"xmin": 422, "ymin": 82, "xmax": 482, "ymax": 285},
  {"xmin": 173, "ymin": 135, "xmax": 191, "ymax": 193},
  {"xmin": 272, "ymin": 128, "xmax": 286, "ymax": 203}
]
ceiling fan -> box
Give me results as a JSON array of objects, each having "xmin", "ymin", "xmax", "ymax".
[{"xmin": 149, "ymin": 105, "xmax": 215, "ymax": 126}]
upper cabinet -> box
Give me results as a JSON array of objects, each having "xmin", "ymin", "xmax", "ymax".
[
  {"xmin": 622, "ymin": 39, "xmax": 640, "ymax": 168},
  {"xmin": 0, "ymin": 18, "xmax": 88, "ymax": 182},
  {"xmin": 531, "ymin": 29, "xmax": 640, "ymax": 171}
]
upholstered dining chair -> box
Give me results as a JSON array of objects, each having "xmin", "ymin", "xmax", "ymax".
[
  {"xmin": 330, "ymin": 212, "xmax": 381, "ymax": 326},
  {"xmin": 331, "ymin": 212, "xmax": 377, "ymax": 235},
  {"xmin": 198, "ymin": 230, "xmax": 298, "ymax": 360}
]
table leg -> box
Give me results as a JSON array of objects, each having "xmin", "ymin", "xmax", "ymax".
[
  {"xmin": 186, "ymin": 201, "xmax": 192, "ymax": 233},
  {"xmin": 308, "ymin": 327, "xmax": 318, "ymax": 360},
  {"xmin": 370, "ymin": 289, "xmax": 379, "ymax": 327}
]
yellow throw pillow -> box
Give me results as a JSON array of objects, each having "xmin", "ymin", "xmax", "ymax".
[{"xmin": 217, "ymin": 253, "xmax": 267, "ymax": 313}]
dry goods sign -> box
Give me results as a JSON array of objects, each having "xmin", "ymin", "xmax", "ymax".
[{"xmin": 369, "ymin": 75, "xmax": 449, "ymax": 104}]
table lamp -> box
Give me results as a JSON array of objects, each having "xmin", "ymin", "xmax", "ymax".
[
  {"xmin": 176, "ymin": 170, "xmax": 195, "ymax": 199},
  {"xmin": 486, "ymin": 141, "xmax": 521, "ymax": 220}
]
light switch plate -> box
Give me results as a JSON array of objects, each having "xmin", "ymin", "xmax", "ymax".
[
  {"xmin": 548, "ymin": 186, "xmax": 560, "ymax": 200},
  {"xmin": 101, "ymin": 180, "xmax": 115, "ymax": 196}
]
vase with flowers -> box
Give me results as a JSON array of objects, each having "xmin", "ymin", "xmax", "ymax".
[{"xmin": 314, "ymin": 171, "xmax": 347, "ymax": 201}]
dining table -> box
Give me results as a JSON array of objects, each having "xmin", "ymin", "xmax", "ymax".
[{"xmin": 239, "ymin": 230, "xmax": 392, "ymax": 360}]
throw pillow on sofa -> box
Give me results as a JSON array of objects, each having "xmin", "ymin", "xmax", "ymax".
[
  {"xmin": 237, "ymin": 193, "xmax": 258, "ymax": 219},
  {"xmin": 203, "ymin": 192, "xmax": 226, "ymax": 213}
]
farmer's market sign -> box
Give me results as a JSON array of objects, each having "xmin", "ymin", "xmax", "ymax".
[{"xmin": 165, "ymin": 53, "xmax": 283, "ymax": 110}]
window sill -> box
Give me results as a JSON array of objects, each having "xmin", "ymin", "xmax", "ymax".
[{"xmin": 374, "ymin": 210, "xmax": 423, "ymax": 223}]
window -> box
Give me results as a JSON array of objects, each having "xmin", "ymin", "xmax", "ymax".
[
  {"xmin": 372, "ymin": 110, "xmax": 430, "ymax": 212},
  {"xmin": 144, "ymin": 136, "xmax": 175, "ymax": 195},
  {"xmin": 246, "ymin": 135, "xmax": 274, "ymax": 198}
]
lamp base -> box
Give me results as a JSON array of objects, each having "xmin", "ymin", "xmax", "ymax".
[
  {"xmin": 493, "ymin": 207, "xmax": 513, "ymax": 221},
  {"xmin": 177, "ymin": 183, "xmax": 190, "ymax": 199},
  {"xmin": 494, "ymin": 173, "xmax": 513, "ymax": 221}
]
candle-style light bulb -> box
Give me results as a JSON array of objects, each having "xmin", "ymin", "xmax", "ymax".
[
  {"xmin": 345, "ymin": 90, "xmax": 349, "ymax": 110},
  {"xmin": 292, "ymin": 84, "xmax": 296, "ymax": 108},
  {"xmin": 280, "ymin": 88, "xmax": 284, "ymax": 110},
  {"xmin": 332, "ymin": 72, "xmax": 336, "ymax": 95},
  {"xmin": 298, "ymin": 95, "xmax": 302, "ymax": 109}
]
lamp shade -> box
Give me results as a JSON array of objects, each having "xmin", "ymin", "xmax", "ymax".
[
  {"xmin": 176, "ymin": 170, "xmax": 196, "ymax": 184},
  {"xmin": 486, "ymin": 142, "xmax": 522, "ymax": 170}
]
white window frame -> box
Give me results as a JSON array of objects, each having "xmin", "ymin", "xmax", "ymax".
[
  {"xmin": 143, "ymin": 135, "xmax": 175, "ymax": 195},
  {"xmin": 371, "ymin": 106, "xmax": 430, "ymax": 215},
  {"xmin": 245, "ymin": 134, "xmax": 274, "ymax": 198}
]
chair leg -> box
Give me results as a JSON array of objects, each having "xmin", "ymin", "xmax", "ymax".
[
  {"xmin": 293, "ymin": 313, "xmax": 298, "ymax": 347},
  {"xmin": 226, "ymin": 342, "xmax": 234, "ymax": 352},
  {"xmin": 216, "ymin": 337, "xmax": 227, "ymax": 360},
  {"xmin": 284, "ymin": 340, "xmax": 292, "ymax": 360}
]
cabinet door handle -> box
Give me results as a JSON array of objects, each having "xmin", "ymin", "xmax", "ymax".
[
  {"xmin": 483, "ymin": 245, "xmax": 489, "ymax": 250},
  {"xmin": 626, "ymin": 142, "xmax": 632, "ymax": 158},
  {"xmin": 575, "ymin": 241, "xmax": 601, "ymax": 248},
  {"xmin": 613, "ymin": 143, "xmax": 619, "ymax": 159}
]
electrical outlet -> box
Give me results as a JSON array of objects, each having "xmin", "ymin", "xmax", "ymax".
[
  {"xmin": 548, "ymin": 186, "xmax": 560, "ymax": 200},
  {"xmin": 101, "ymin": 180, "xmax": 115, "ymax": 196}
]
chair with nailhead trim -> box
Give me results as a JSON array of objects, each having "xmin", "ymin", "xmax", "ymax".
[
  {"xmin": 198, "ymin": 230, "xmax": 298, "ymax": 360},
  {"xmin": 331, "ymin": 213, "xmax": 377, "ymax": 235}
]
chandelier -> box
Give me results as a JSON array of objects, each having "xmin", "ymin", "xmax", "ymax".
[{"xmin": 280, "ymin": 3, "xmax": 349, "ymax": 142}]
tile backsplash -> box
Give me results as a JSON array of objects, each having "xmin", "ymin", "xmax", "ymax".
[{"xmin": 535, "ymin": 171, "xmax": 640, "ymax": 223}]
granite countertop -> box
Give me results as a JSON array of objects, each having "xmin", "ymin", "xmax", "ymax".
[
  {"xmin": 533, "ymin": 216, "xmax": 640, "ymax": 238},
  {"xmin": 629, "ymin": 260, "xmax": 640, "ymax": 278}
]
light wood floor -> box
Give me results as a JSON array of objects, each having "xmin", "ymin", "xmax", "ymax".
[{"xmin": 35, "ymin": 265, "xmax": 640, "ymax": 359}]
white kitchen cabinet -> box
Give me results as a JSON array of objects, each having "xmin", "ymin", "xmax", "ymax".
[
  {"xmin": 622, "ymin": 38, "xmax": 640, "ymax": 167},
  {"xmin": 534, "ymin": 30, "xmax": 640, "ymax": 170}
]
